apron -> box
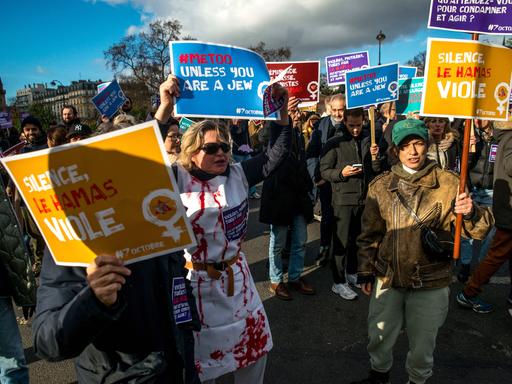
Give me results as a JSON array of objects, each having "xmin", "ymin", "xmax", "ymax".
[{"xmin": 176, "ymin": 163, "xmax": 272, "ymax": 381}]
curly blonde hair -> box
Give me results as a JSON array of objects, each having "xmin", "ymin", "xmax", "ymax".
[{"xmin": 178, "ymin": 120, "xmax": 231, "ymax": 170}]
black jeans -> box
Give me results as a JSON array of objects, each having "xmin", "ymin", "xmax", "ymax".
[
  {"xmin": 331, "ymin": 205, "xmax": 363, "ymax": 284},
  {"xmin": 319, "ymin": 182, "xmax": 334, "ymax": 248}
]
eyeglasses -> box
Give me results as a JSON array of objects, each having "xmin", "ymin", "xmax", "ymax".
[{"xmin": 201, "ymin": 142, "xmax": 231, "ymax": 155}]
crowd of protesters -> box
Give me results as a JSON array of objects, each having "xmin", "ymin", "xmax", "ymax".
[{"xmin": 0, "ymin": 75, "xmax": 511, "ymax": 384}]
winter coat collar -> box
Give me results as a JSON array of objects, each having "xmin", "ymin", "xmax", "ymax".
[{"xmin": 388, "ymin": 160, "xmax": 438, "ymax": 190}]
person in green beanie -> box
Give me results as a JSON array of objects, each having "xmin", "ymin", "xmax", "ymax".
[{"xmin": 350, "ymin": 119, "xmax": 493, "ymax": 384}]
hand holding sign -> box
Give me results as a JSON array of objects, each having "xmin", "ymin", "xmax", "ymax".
[
  {"xmin": 274, "ymin": 84, "xmax": 291, "ymax": 126},
  {"xmin": 288, "ymin": 96, "xmax": 300, "ymax": 114},
  {"xmin": 262, "ymin": 66, "xmax": 292, "ymax": 117},
  {"xmin": 155, "ymin": 75, "xmax": 181, "ymax": 123},
  {"xmin": 86, "ymin": 255, "xmax": 131, "ymax": 307}
]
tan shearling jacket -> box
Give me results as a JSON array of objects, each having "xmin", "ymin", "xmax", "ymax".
[{"xmin": 357, "ymin": 160, "xmax": 493, "ymax": 289}]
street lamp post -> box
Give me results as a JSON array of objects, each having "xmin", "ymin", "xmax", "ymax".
[{"xmin": 376, "ymin": 30, "xmax": 386, "ymax": 65}]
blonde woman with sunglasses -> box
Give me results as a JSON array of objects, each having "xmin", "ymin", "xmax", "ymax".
[{"xmin": 155, "ymin": 75, "xmax": 294, "ymax": 384}]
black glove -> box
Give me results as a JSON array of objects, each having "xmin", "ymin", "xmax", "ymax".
[{"xmin": 22, "ymin": 305, "xmax": 35, "ymax": 320}]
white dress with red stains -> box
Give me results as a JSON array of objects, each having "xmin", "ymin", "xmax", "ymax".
[{"xmin": 176, "ymin": 163, "xmax": 272, "ymax": 381}]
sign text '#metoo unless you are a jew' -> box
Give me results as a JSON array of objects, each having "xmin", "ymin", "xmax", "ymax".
[
  {"xmin": 0, "ymin": 121, "xmax": 195, "ymax": 266},
  {"xmin": 170, "ymin": 41, "xmax": 277, "ymax": 120}
]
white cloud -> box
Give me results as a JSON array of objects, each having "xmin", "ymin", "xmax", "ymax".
[
  {"xmin": 97, "ymin": 0, "xmax": 431, "ymax": 60},
  {"xmin": 126, "ymin": 24, "xmax": 142, "ymax": 36},
  {"xmin": 35, "ymin": 65, "xmax": 48, "ymax": 74},
  {"xmin": 92, "ymin": 57, "xmax": 106, "ymax": 66}
]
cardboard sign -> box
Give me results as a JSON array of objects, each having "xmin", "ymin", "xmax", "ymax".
[
  {"xmin": 345, "ymin": 63, "xmax": 399, "ymax": 109},
  {"xmin": 325, "ymin": 51, "xmax": 370, "ymax": 86},
  {"xmin": 489, "ymin": 144, "xmax": 498, "ymax": 162},
  {"xmin": 396, "ymin": 77, "xmax": 424, "ymax": 115},
  {"xmin": 262, "ymin": 66, "xmax": 291, "ymax": 117},
  {"xmin": 179, "ymin": 117, "xmax": 195, "ymax": 132},
  {"xmin": 172, "ymin": 277, "xmax": 193, "ymax": 324},
  {"xmin": 428, "ymin": 0, "xmax": 512, "ymax": 35},
  {"xmin": 0, "ymin": 112, "xmax": 12, "ymax": 129},
  {"xmin": 0, "ymin": 121, "xmax": 195, "ymax": 266},
  {"xmin": 0, "ymin": 142, "xmax": 26, "ymax": 160},
  {"xmin": 91, "ymin": 80, "xmax": 127, "ymax": 118},
  {"xmin": 266, "ymin": 61, "xmax": 320, "ymax": 107},
  {"xmin": 170, "ymin": 41, "xmax": 277, "ymax": 120},
  {"xmin": 399, "ymin": 66, "xmax": 418, "ymax": 81},
  {"xmin": 97, "ymin": 82, "xmax": 112, "ymax": 93},
  {"xmin": 421, "ymin": 38, "xmax": 512, "ymax": 121}
]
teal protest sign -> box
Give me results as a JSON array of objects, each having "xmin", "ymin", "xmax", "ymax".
[
  {"xmin": 179, "ymin": 117, "xmax": 195, "ymax": 132},
  {"xmin": 396, "ymin": 77, "xmax": 424, "ymax": 115}
]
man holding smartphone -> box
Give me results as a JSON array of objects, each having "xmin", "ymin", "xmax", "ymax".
[{"xmin": 319, "ymin": 107, "xmax": 382, "ymax": 300}]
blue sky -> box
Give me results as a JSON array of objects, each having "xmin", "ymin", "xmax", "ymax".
[
  {"xmin": 1, "ymin": 0, "xmax": 474, "ymax": 101},
  {"xmin": 1, "ymin": 0, "xmax": 141, "ymax": 100}
]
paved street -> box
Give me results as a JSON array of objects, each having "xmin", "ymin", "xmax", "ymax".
[{"xmin": 18, "ymin": 198, "xmax": 512, "ymax": 383}]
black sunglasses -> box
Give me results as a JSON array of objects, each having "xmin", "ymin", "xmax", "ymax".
[{"xmin": 201, "ymin": 142, "xmax": 231, "ymax": 155}]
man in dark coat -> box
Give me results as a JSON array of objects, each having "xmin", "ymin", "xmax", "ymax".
[
  {"xmin": 61, "ymin": 105, "xmax": 81, "ymax": 131},
  {"xmin": 320, "ymin": 107, "xmax": 381, "ymax": 300},
  {"xmin": 260, "ymin": 101, "xmax": 315, "ymax": 300},
  {"xmin": 305, "ymin": 94, "xmax": 346, "ymax": 265},
  {"xmin": 32, "ymin": 250, "xmax": 201, "ymax": 383},
  {"xmin": 457, "ymin": 117, "xmax": 512, "ymax": 313},
  {"xmin": 458, "ymin": 119, "xmax": 497, "ymax": 282}
]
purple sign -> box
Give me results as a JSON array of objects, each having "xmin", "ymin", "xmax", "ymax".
[
  {"xmin": 428, "ymin": 0, "xmax": 512, "ymax": 35},
  {"xmin": 171, "ymin": 277, "xmax": 192, "ymax": 324},
  {"xmin": 489, "ymin": 144, "xmax": 498, "ymax": 163},
  {"xmin": 0, "ymin": 112, "xmax": 12, "ymax": 129},
  {"xmin": 325, "ymin": 51, "xmax": 369, "ymax": 86}
]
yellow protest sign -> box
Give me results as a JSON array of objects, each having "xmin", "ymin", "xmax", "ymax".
[
  {"xmin": 299, "ymin": 104, "xmax": 318, "ymax": 112},
  {"xmin": 421, "ymin": 38, "xmax": 512, "ymax": 121},
  {"xmin": 1, "ymin": 121, "xmax": 195, "ymax": 266}
]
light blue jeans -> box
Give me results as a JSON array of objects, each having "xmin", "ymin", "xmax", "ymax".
[
  {"xmin": 232, "ymin": 154, "xmax": 257, "ymax": 196},
  {"xmin": 461, "ymin": 188, "xmax": 496, "ymax": 265},
  {"xmin": 0, "ymin": 297, "xmax": 29, "ymax": 384},
  {"xmin": 269, "ymin": 214, "xmax": 308, "ymax": 283}
]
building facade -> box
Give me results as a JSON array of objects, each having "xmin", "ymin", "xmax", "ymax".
[
  {"xmin": 16, "ymin": 80, "xmax": 101, "ymax": 121},
  {"xmin": 15, "ymin": 83, "xmax": 47, "ymax": 111}
]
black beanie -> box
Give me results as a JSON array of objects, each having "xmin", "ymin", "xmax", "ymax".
[{"xmin": 21, "ymin": 116, "xmax": 43, "ymax": 131}]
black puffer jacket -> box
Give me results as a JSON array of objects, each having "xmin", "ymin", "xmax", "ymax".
[
  {"xmin": 260, "ymin": 127, "xmax": 313, "ymax": 225},
  {"xmin": 0, "ymin": 177, "xmax": 36, "ymax": 305},
  {"xmin": 32, "ymin": 249, "xmax": 200, "ymax": 383},
  {"xmin": 492, "ymin": 126, "xmax": 512, "ymax": 230},
  {"xmin": 468, "ymin": 129, "xmax": 497, "ymax": 190}
]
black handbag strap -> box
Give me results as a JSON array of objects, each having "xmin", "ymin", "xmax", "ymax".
[{"xmin": 394, "ymin": 190, "xmax": 426, "ymax": 230}]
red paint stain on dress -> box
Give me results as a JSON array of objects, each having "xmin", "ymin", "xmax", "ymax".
[
  {"xmin": 210, "ymin": 350, "xmax": 225, "ymax": 360},
  {"xmin": 190, "ymin": 181, "xmax": 208, "ymax": 262},
  {"xmin": 233, "ymin": 310, "xmax": 269, "ymax": 368},
  {"xmin": 195, "ymin": 360, "xmax": 203, "ymax": 375},
  {"xmin": 210, "ymin": 185, "xmax": 229, "ymax": 260}
]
